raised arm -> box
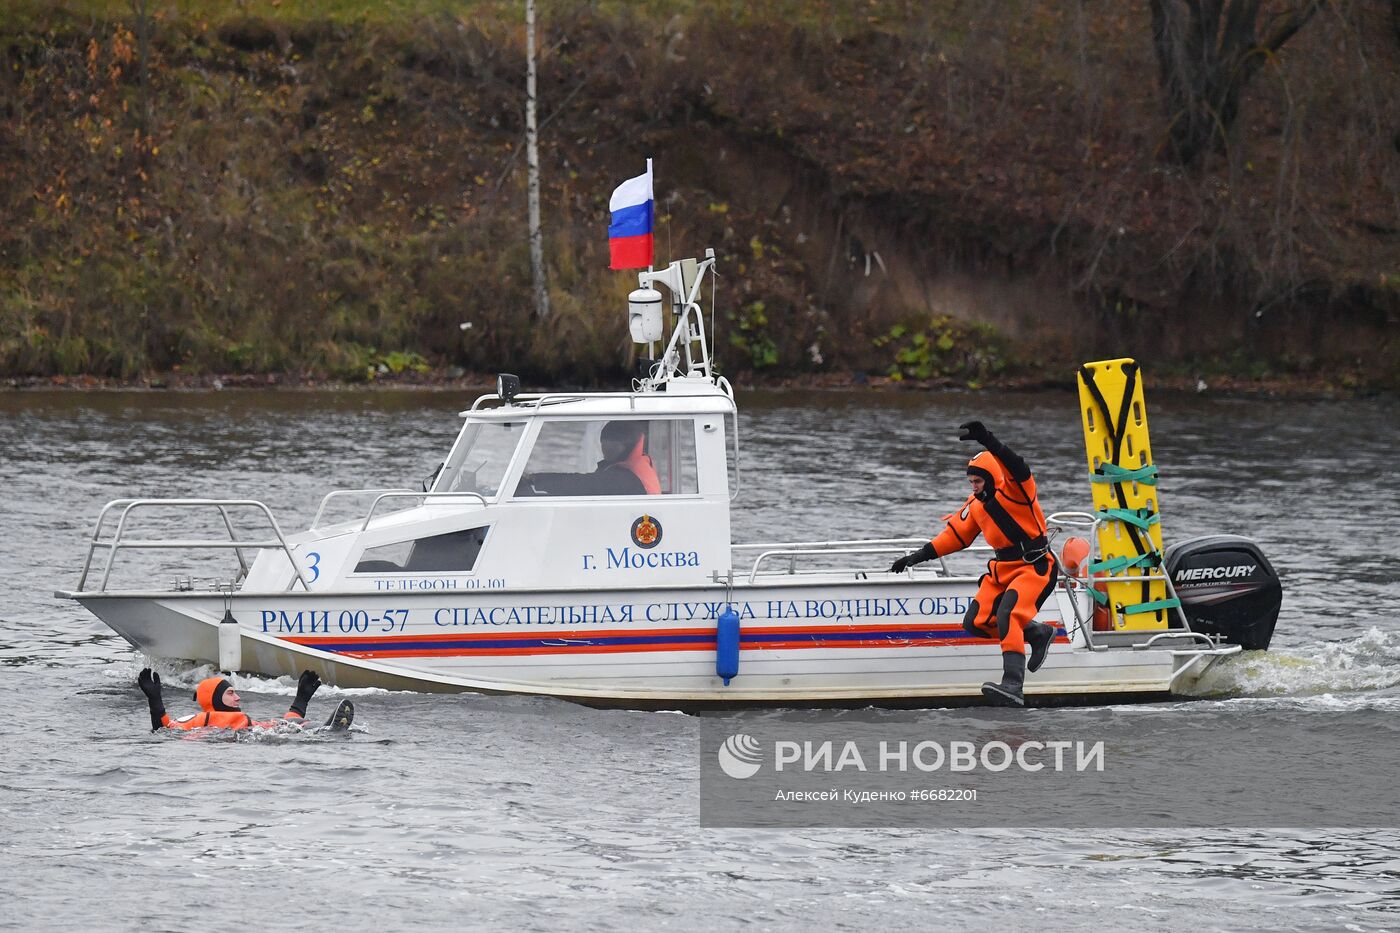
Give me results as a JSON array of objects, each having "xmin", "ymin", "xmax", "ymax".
[
  {"xmin": 137, "ymin": 668, "xmax": 167, "ymax": 732},
  {"xmin": 959, "ymin": 421, "xmax": 1030, "ymax": 482},
  {"xmin": 286, "ymin": 670, "xmax": 320, "ymax": 721}
]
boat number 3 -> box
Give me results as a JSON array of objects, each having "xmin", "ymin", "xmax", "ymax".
[{"xmin": 304, "ymin": 551, "xmax": 321, "ymax": 583}]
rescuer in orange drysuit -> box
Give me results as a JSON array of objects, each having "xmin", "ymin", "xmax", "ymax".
[
  {"xmin": 137, "ymin": 668, "xmax": 322, "ymax": 731},
  {"xmin": 889, "ymin": 421, "xmax": 1059, "ymax": 706}
]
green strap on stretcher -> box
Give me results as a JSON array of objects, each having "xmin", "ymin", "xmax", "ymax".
[
  {"xmin": 1121, "ymin": 597, "xmax": 1181, "ymax": 616},
  {"xmin": 1090, "ymin": 462, "xmax": 1158, "ymax": 486},
  {"xmin": 1086, "ymin": 552, "xmax": 1161, "ymax": 574},
  {"xmin": 1097, "ymin": 507, "xmax": 1160, "ymax": 530}
]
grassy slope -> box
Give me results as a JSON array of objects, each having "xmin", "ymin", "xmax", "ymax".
[{"xmin": 2, "ymin": 0, "xmax": 1398, "ymax": 386}]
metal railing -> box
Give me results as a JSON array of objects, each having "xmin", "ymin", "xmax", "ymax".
[
  {"xmin": 744, "ymin": 546, "xmax": 923, "ymax": 584},
  {"xmin": 1059, "ymin": 569, "xmax": 1196, "ymax": 647},
  {"xmin": 733, "ymin": 537, "xmax": 982, "ymax": 584},
  {"xmin": 357, "ymin": 491, "xmax": 488, "ymax": 531},
  {"xmin": 1046, "ymin": 510, "xmax": 1100, "ymax": 531},
  {"xmin": 76, "ymin": 499, "xmax": 308, "ymax": 593},
  {"xmin": 1045, "ymin": 510, "xmax": 1199, "ymax": 648},
  {"xmin": 468, "ymin": 391, "xmax": 737, "ymax": 413},
  {"xmin": 471, "ymin": 393, "xmax": 616, "ymax": 412},
  {"xmin": 311, "ymin": 488, "xmax": 419, "ymax": 530},
  {"xmin": 311, "ymin": 488, "xmax": 489, "ymax": 531},
  {"xmin": 1134, "ymin": 630, "xmax": 1221, "ymax": 651}
]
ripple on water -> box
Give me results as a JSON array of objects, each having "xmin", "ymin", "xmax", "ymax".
[{"xmin": 2, "ymin": 390, "xmax": 1399, "ymax": 930}]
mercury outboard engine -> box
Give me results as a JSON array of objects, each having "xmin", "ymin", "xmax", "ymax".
[{"xmin": 1163, "ymin": 535, "xmax": 1281, "ymax": 650}]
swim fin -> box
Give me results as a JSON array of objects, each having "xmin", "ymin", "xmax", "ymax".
[{"xmin": 324, "ymin": 699, "xmax": 354, "ymax": 732}]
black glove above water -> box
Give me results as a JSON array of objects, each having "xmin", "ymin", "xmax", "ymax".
[
  {"xmin": 137, "ymin": 668, "xmax": 166, "ymax": 732},
  {"xmin": 290, "ymin": 669, "xmax": 321, "ymax": 718},
  {"xmin": 958, "ymin": 420, "xmax": 993, "ymax": 445}
]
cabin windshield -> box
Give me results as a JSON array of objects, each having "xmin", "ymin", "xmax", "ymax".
[{"xmin": 440, "ymin": 420, "xmax": 525, "ymax": 497}]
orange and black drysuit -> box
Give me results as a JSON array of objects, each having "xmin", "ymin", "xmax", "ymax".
[
  {"xmin": 137, "ymin": 669, "xmax": 319, "ymax": 732},
  {"xmin": 893, "ymin": 424, "xmax": 1058, "ymax": 676}
]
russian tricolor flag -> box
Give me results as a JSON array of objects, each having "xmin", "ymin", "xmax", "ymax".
[{"xmin": 608, "ymin": 159, "xmax": 654, "ymax": 270}]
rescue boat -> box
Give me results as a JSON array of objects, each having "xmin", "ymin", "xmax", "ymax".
[{"xmin": 57, "ymin": 249, "xmax": 1282, "ymax": 708}]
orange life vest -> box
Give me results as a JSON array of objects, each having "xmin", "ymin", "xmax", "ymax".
[
  {"xmin": 163, "ymin": 709, "xmax": 255, "ymax": 730},
  {"xmin": 618, "ymin": 435, "xmax": 661, "ymax": 495}
]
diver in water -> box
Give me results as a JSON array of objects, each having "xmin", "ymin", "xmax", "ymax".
[
  {"xmin": 888, "ymin": 421, "xmax": 1059, "ymax": 706},
  {"xmin": 136, "ymin": 668, "xmax": 336, "ymax": 731}
]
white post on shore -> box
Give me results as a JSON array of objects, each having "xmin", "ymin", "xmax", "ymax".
[{"xmin": 525, "ymin": 0, "xmax": 550, "ymax": 321}]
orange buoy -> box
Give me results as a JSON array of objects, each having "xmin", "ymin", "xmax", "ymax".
[
  {"xmin": 1060, "ymin": 536, "xmax": 1091, "ymax": 576},
  {"xmin": 1060, "ymin": 536, "xmax": 1112, "ymax": 631}
]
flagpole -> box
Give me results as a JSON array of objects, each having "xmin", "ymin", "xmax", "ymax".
[{"xmin": 647, "ymin": 158, "xmax": 655, "ymax": 276}]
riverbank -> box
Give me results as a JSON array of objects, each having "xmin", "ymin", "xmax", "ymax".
[
  {"xmin": 4, "ymin": 2, "xmax": 1398, "ymax": 388},
  {"xmin": 5, "ymin": 367, "xmax": 1380, "ymax": 400}
]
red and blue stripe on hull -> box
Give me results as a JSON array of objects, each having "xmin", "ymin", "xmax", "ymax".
[{"xmin": 284, "ymin": 624, "xmax": 1070, "ymax": 659}]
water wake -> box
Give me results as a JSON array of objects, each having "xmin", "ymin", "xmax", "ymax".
[{"xmin": 1185, "ymin": 626, "xmax": 1400, "ymax": 698}]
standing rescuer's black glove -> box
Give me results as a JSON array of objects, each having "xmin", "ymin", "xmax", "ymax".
[
  {"xmin": 958, "ymin": 420, "xmax": 994, "ymax": 445},
  {"xmin": 137, "ymin": 668, "xmax": 166, "ymax": 732},
  {"xmin": 958, "ymin": 420, "xmax": 1031, "ymax": 481},
  {"xmin": 890, "ymin": 542, "xmax": 937, "ymax": 573},
  {"xmin": 290, "ymin": 670, "xmax": 321, "ymax": 718}
]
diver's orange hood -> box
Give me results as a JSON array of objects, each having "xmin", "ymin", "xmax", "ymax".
[
  {"xmin": 194, "ymin": 677, "xmax": 237, "ymax": 712},
  {"xmin": 966, "ymin": 450, "xmax": 1006, "ymax": 488}
]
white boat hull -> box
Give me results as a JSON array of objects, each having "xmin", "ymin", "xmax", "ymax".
[{"xmin": 67, "ymin": 579, "xmax": 1217, "ymax": 708}]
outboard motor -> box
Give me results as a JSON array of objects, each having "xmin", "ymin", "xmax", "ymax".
[{"xmin": 1164, "ymin": 535, "xmax": 1281, "ymax": 650}]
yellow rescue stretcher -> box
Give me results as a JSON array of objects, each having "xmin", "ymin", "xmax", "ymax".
[{"xmin": 1076, "ymin": 358, "xmax": 1179, "ymax": 631}]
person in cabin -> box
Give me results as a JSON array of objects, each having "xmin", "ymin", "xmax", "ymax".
[
  {"xmin": 521, "ymin": 420, "xmax": 661, "ymax": 496},
  {"xmin": 137, "ymin": 668, "xmax": 322, "ymax": 732},
  {"xmin": 888, "ymin": 421, "xmax": 1059, "ymax": 706}
]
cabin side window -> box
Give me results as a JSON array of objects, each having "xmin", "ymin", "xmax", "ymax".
[
  {"xmin": 514, "ymin": 419, "xmax": 698, "ymax": 498},
  {"xmin": 354, "ymin": 526, "xmax": 489, "ymax": 574}
]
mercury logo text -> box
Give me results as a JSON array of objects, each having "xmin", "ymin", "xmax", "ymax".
[{"xmin": 1174, "ymin": 564, "xmax": 1256, "ymax": 582}]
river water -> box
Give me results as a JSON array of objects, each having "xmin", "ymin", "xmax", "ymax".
[{"xmin": 1, "ymin": 387, "xmax": 1397, "ymax": 930}]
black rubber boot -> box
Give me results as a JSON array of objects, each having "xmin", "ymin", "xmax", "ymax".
[
  {"xmin": 981, "ymin": 651, "xmax": 1026, "ymax": 707},
  {"xmin": 1025, "ymin": 621, "xmax": 1055, "ymax": 673}
]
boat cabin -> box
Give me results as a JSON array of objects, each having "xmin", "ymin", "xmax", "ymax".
[{"xmin": 240, "ymin": 378, "xmax": 737, "ymax": 595}]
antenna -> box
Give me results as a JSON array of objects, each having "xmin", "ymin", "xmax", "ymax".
[
  {"xmin": 664, "ymin": 198, "xmax": 672, "ymax": 272},
  {"xmin": 708, "ymin": 247, "xmax": 717, "ymax": 374},
  {"xmin": 628, "ymin": 250, "xmax": 718, "ymax": 390}
]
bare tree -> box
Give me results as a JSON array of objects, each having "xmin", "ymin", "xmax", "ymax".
[
  {"xmin": 1149, "ymin": 0, "xmax": 1326, "ymax": 165},
  {"xmin": 129, "ymin": 0, "xmax": 153, "ymax": 137},
  {"xmin": 525, "ymin": 0, "xmax": 550, "ymax": 321}
]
